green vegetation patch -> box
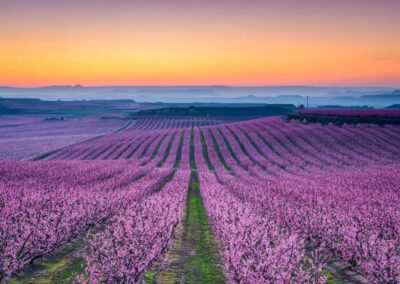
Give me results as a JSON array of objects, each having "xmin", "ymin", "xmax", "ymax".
[
  {"xmin": 150, "ymin": 172, "xmax": 224, "ymax": 283},
  {"xmin": 322, "ymin": 268, "xmax": 338, "ymax": 284},
  {"xmin": 11, "ymin": 240, "xmax": 85, "ymax": 284}
]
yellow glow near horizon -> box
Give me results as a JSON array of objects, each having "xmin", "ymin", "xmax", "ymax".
[{"xmin": 1, "ymin": 1, "xmax": 400, "ymax": 87}]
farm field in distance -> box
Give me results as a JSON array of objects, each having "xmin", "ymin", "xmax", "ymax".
[{"xmin": 1, "ymin": 108, "xmax": 400, "ymax": 284}]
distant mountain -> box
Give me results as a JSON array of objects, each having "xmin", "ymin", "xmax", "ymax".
[
  {"xmin": 135, "ymin": 88, "xmax": 220, "ymax": 96},
  {"xmin": 36, "ymin": 85, "xmax": 83, "ymax": 89},
  {"xmin": 276, "ymin": 95, "xmax": 304, "ymax": 99},
  {"xmin": 317, "ymin": 105, "xmax": 373, "ymax": 109},
  {"xmin": 0, "ymin": 86, "xmax": 398, "ymax": 107},
  {"xmin": 361, "ymin": 90, "xmax": 400, "ymax": 99},
  {"xmin": 385, "ymin": 104, "xmax": 400, "ymax": 109}
]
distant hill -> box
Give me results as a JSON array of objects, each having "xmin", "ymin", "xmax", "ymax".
[
  {"xmin": 386, "ymin": 104, "xmax": 400, "ymax": 109},
  {"xmin": 317, "ymin": 105, "xmax": 373, "ymax": 109},
  {"xmin": 361, "ymin": 90, "xmax": 400, "ymax": 100}
]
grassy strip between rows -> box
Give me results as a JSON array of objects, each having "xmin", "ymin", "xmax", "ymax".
[
  {"xmin": 10, "ymin": 240, "xmax": 85, "ymax": 284},
  {"xmin": 147, "ymin": 171, "xmax": 225, "ymax": 284},
  {"xmin": 147, "ymin": 127, "xmax": 224, "ymax": 283}
]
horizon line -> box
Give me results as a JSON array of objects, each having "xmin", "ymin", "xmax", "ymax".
[{"xmin": 1, "ymin": 84, "xmax": 399, "ymax": 89}]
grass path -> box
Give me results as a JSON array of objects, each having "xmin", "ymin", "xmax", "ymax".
[
  {"xmin": 9, "ymin": 239, "xmax": 85, "ymax": 284},
  {"xmin": 148, "ymin": 172, "xmax": 225, "ymax": 284},
  {"xmin": 148, "ymin": 127, "xmax": 224, "ymax": 283}
]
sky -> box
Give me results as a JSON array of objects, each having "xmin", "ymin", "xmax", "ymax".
[{"xmin": 0, "ymin": 0, "xmax": 400, "ymax": 87}]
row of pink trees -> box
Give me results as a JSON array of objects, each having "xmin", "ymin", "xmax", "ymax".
[
  {"xmin": 130, "ymin": 118, "xmax": 222, "ymax": 130},
  {"xmin": 194, "ymin": 117, "xmax": 400, "ymax": 176},
  {"xmin": 194, "ymin": 117, "xmax": 400, "ymax": 282},
  {"xmin": 199, "ymin": 172, "xmax": 326, "ymax": 283},
  {"xmin": 2, "ymin": 115, "xmax": 400, "ymax": 282},
  {"xmin": 0, "ymin": 118, "xmax": 131, "ymax": 161},
  {"xmin": 299, "ymin": 109, "xmax": 400, "ymax": 118},
  {"xmin": 181, "ymin": 118, "xmax": 399, "ymax": 282},
  {"xmin": 80, "ymin": 170, "xmax": 190, "ymax": 283},
  {"xmin": 213, "ymin": 165, "xmax": 400, "ymax": 282},
  {"xmin": 0, "ymin": 160, "xmax": 172, "ymax": 281}
]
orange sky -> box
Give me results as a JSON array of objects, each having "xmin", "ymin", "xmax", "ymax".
[{"xmin": 1, "ymin": 0, "xmax": 400, "ymax": 87}]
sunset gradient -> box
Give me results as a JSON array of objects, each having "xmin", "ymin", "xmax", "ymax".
[{"xmin": 1, "ymin": 0, "xmax": 400, "ymax": 87}]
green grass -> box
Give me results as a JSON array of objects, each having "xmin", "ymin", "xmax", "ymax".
[
  {"xmin": 150, "ymin": 172, "xmax": 224, "ymax": 284},
  {"xmin": 43, "ymin": 259, "xmax": 68, "ymax": 272},
  {"xmin": 11, "ymin": 240, "xmax": 85, "ymax": 284},
  {"xmin": 322, "ymin": 268, "xmax": 338, "ymax": 284},
  {"xmin": 145, "ymin": 270, "xmax": 155, "ymax": 283},
  {"xmin": 180, "ymin": 175, "xmax": 224, "ymax": 283}
]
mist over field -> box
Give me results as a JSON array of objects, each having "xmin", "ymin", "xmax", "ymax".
[{"xmin": 1, "ymin": 85, "xmax": 400, "ymax": 108}]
